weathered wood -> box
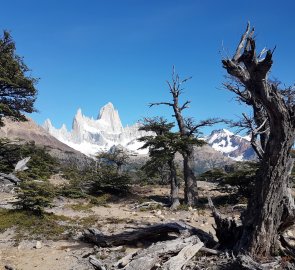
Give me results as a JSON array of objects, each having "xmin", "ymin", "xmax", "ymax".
[
  {"xmin": 131, "ymin": 201, "xmax": 165, "ymax": 210},
  {"xmin": 161, "ymin": 241, "xmax": 204, "ymax": 270},
  {"xmin": 208, "ymin": 197, "xmax": 242, "ymax": 249},
  {"xmin": 0, "ymin": 173, "xmax": 21, "ymax": 184},
  {"xmin": 199, "ymin": 246, "xmax": 221, "ymax": 255},
  {"xmin": 222, "ymin": 22, "xmax": 295, "ymax": 257},
  {"xmin": 168, "ymin": 159, "xmax": 180, "ymax": 209},
  {"xmin": 89, "ymin": 255, "xmax": 107, "ymax": 270},
  {"xmin": 112, "ymin": 250, "xmax": 138, "ymax": 268},
  {"xmin": 123, "ymin": 235, "xmax": 202, "ymax": 270},
  {"xmin": 229, "ymin": 255, "xmax": 281, "ymax": 270},
  {"xmin": 83, "ymin": 221, "xmax": 216, "ymax": 248}
]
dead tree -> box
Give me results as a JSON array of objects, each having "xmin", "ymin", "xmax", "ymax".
[
  {"xmin": 150, "ymin": 70, "xmax": 220, "ymax": 206},
  {"xmin": 221, "ymin": 22, "xmax": 295, "ymax": 258}
]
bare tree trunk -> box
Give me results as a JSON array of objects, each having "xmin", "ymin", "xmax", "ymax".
[
  {"xmin": 168, "ymin": 159, "xmax": 180, "ymax": 209},
  {"xmin": 150, "ymin": 73, "xmax": 199, "ymax": 206},
  {"xmin": 222, "ymin": 23, "xmax": 295, "ymax": 258},
  {"xmin": 183, "ymin": 147, "xmax": 198, "ymax": 206},
  {"xmin": 172, "ymin": 94, "xmax": 197, "ymax": 206},
  {"xmin": 236, "ymin": 125, "xmax": 295, "ymax": 257}
]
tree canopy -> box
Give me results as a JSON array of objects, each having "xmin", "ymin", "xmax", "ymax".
[{"xmin": 0, "ymin": 30, "xmax": 38, "ymax": 126}]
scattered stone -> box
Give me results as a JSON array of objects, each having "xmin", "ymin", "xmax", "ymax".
[
  {"xmin": 5, "ymin": 265, "xmax": 15, "ymax": 270},
  {"xmin": 109, "ymin": 246, "xmax": 123, "ymax": 251},
  {"xmin": 158, "ymin": 215, "xmax": 165, "ymax": 220},
  {"xmin": 35, "ymin": 241, "xmax": 42, "ymax": 249}
]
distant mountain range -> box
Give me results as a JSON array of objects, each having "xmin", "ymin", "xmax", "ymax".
[
  {"xmin": 43, "ymin": 103, "xmax": 151, "ymax": 158},
  {"xmin": 206, "ymin": 129, "xmax": 256, "ymax": 161},
  {"xmin": 43, "ymin": 102, "xmax": 256, "ymax": 161},
  {"xmin": 0, "ymin": 118, "xmax": 90, "ymax": 168}
]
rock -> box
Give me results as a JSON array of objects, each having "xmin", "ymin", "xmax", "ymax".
[
  {"xmin": 5, "ymin": 265, "xmax": 16, "ymax": 270},
  {"xmin": 35, "ymin": 241, "xmax": 42, "ymax": 249},
  {"xmin": 156, "ymin": 210, "xmax": 162, "ymax": 216},
  {"xmin": 158, "ymin": 215, "xmax": 165, "ymax": 221}
]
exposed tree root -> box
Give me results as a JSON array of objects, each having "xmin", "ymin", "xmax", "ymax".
[{"xmin": 208, "ymin": 197, "xmax": 242, "ymax": 249}]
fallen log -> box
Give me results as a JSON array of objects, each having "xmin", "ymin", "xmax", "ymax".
[
  {"xmin": 122, "ymin": 235, "xmax": 202, "ymax": 270},
  {"xmin": 83, "ymin": 221, "xmax": 216, "ymax": 248},
  {"xmin": 161, "ymin": 241, "xmax": 204, "ymax": 270},
  {"xmin": 89, "ymin": 255, "xmax": 107, "ymax": 270},
  {"xmin": 112, "ymin": 250, "xmax": 138, "ymax": 268}
]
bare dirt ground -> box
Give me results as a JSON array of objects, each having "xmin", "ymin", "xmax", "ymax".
[{"xmin": 0, "ymin": 181, "xmax": 244, "ymax": 270}]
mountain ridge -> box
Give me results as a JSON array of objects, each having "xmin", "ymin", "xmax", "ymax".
[{"xmin": 43, "ymin": 102, "xmax": 255, "ymax": 161}]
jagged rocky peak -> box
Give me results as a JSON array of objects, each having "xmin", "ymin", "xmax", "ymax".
[
  {"xmin": 43, "ymin": 102, "xmax": 149, "ymax": 157},
  {"xmin": 206, "ymin": 129, "xmax": 255, "ymax": 161},
  {"xmin": 98, "ymin": 102, "xmax": 123, "ymax": 133},
  {"xmin": 43, "ymin": 119, "xmax": 53, "ymax": 130}
]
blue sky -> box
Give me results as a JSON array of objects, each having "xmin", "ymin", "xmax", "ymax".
[{"xmin": 1, "ymin": 0, "xmax": 295, "ymax": 134}]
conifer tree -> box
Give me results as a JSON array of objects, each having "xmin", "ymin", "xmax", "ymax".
[
  {"xmin": 0, "ymin": 31, "xmax": 38, "ymax": 126},
  {"xmin": 139, "ymin": 117, "xmax": 205, "ymax": 209}
]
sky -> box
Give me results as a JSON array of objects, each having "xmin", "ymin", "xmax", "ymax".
[{"xmin": 1, "ymin": 0, "xmax": 295, "ymax": 135}]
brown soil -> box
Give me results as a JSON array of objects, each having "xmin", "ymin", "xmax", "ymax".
[{"xmin": 0, "ymin": 182, "xmax": 248, "ymax": 270}]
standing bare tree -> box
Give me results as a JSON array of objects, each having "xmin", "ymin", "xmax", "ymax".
[
  {"xmin": 222, "ymin": 23, "xmax": 295, "ymax": 258},
  {"xmin": 150, "ymin": 69, "xmax": 220, "ymax": 206}
]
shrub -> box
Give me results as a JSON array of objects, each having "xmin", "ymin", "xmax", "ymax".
[
  {"xmin": 220, "ymin": 162, "xmax": 258, "ymax": 198},
  {"xmin": 200, "ymin": 162, "xmax": 259, "ymax": 199},
  {"xmin": 59, "ymin": 166, "xmax": 95, "ymax": 198},
  {"xmin": 15, "ymin": 180, "xmax": 55, "ymax": 216},
  {"xmin": 0, "ymin": 139, "xmax": 59, "ymax": 180},
  {"xmin": 92, "ymin": 164, "xmax": 131, "ymax": 194}
]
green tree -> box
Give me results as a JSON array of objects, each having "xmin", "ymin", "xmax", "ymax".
[
  {"xmin": 0, "ymin": 31, "xmax": 38, "ymax": 126},
  {"xmin": 16, "ymin": 180, "xmax": 55, "ymax": 216},
  {"xmin": 150, "ymin": 69, "xmax": 221, "ymax": 206},
  {"xmin": 93, "ymin": 147, "xmax": 131, "ymax": 193},
  {"xmin": 139, "ymin": 117, "xmax": 205, "ymax": 209}
]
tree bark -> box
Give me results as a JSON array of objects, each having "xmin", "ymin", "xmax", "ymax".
[
  {"xmin": 172, "ymin": 94, "xmax": 197, "ymax": 206},
  {"xmin": 222, "ymin": 22, "xmax": 295, "ymax": 258},
  {"xmin": 83, "ymin": 221, "xmax": 216, "ymax": 248},
  {"xmin": 236, "ymin": 123, "xmax": 295, "ymax": 257},
  {"xmin": 168, "ymin": 159, "xmax": 180, "ymax": 209},
  {"xmin": 183, "ymin": 147, "xmax": 198, "ymax": 206}
]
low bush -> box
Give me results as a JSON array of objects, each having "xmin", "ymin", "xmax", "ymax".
[
  {"xmin": 91, "ymin": 165, "xmax": 131, "ymax": 194},
  {"xmin": 15, "ymin": 180, "xmax": 55, "ymax": 215},
  {"xmin": 0, "ymin": 139, "xmax": 59, "ymax": 180},
  {"xmin": 0, "ymin": 209, "xmax": 71, "ymax": 240}
]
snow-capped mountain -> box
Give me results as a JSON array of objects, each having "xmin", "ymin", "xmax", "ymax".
[
  {"xmin": 205, "ymin": 129, "xmax": 256, "ymax": 161},
  {"xmin": 43, "ymin": 102, "xmax": 150, "ymax": 157},
  {"xmin": 43, "ymin": 103, "xmax": 255, "ymax": 161}
]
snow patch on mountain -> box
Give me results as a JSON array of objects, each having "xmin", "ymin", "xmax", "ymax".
[
  {"xmin": 205, "ymin": 129, "xmax": 256, "ymax": 161},
  {"xmin": 43, "ymin": 103, "xmax": 256, "ymax": 161},
  {"xmin": 43, "ymin": 103, "xmax": 150, "ymax": 157}
]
